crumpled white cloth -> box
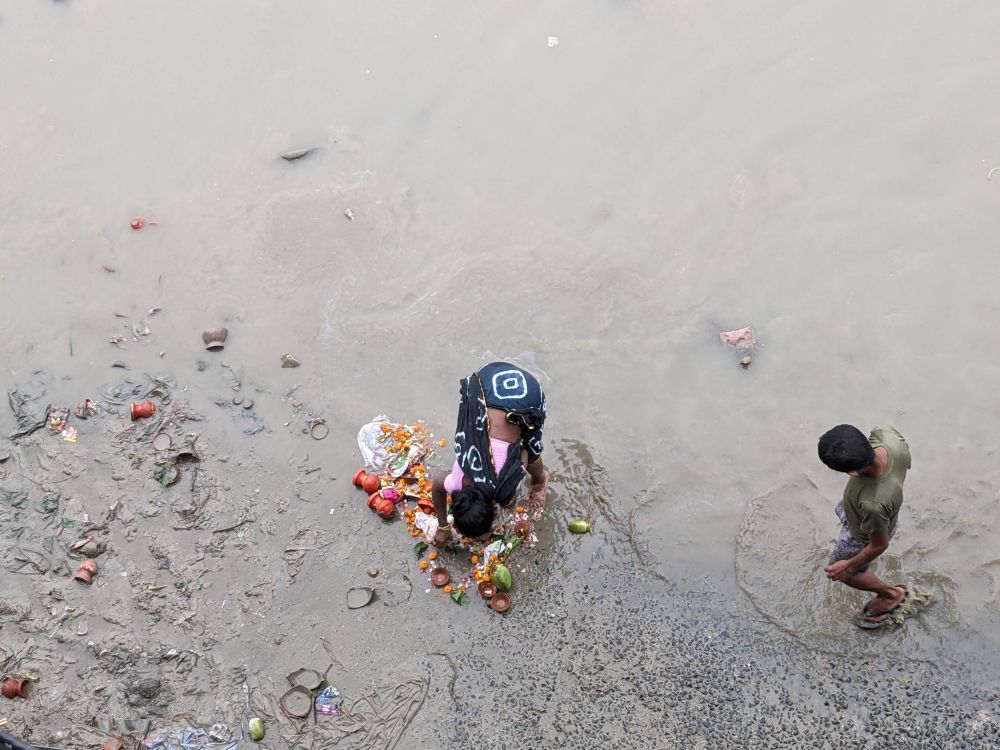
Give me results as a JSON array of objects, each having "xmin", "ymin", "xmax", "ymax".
[{"xmin": 357, "ymin": 415, "xmax": 426, "ymax": 478}]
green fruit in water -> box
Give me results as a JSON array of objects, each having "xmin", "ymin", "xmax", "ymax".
[
  {"xmin": 568, "ymin": 519, "xmax": 591, "ymax": 534},
  {"xmin": 491, "ymin": 564, "xmax": 513, "ymax": 592},
  {"xmin": 249, "ymin": 718, "xmax": 265, "ymax": 742}
]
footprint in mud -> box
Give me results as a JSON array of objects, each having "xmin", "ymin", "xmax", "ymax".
[{"xmin": 735, "ymin": 476, "xmax": 959, "ymax": 647}]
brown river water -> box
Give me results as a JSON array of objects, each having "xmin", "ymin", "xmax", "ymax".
[{"xmin": 2, "ymin": 2, "xmax": 1000, "ymax": 748}]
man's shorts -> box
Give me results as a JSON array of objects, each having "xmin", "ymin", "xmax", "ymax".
[{"xmin": 828, "ymin": 500, "xmax": 895, "ymax": 573}]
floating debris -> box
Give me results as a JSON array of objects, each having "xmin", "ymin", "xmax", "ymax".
[
  {"xmin": 280, "ymin": 148, "xmax": 315, "ymax": 162},
  {"xmin": 281, "ymin": 353, "xmax": 301, "ymax": 368}
]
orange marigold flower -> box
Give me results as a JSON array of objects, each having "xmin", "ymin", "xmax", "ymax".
[
  {"xmin": 428, "ymin": 551, "xmax": 438, "ymax": 561},
  {"xmin": 471, "ymin": 555, "xmax": 479, "ymax": 564},
  {"xmin": 419, "ymin": 560, "xmax": 429, "ymax": 570},
  {"xmin": 443, "ymin": 585, "xmax": 453, "ymax": 594},
  {"xmin": 438, "ymin": 439, "xmax": 447, "ymax": 448}
]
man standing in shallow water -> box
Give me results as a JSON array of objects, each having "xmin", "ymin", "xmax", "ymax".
[{"xmin": 818, "ymin": 424, "xmax": 911, "ymax": 628}]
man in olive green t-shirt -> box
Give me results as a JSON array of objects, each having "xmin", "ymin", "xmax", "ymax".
[{"xmin": 817, "ymin": 424, "xmax": 912, "ymax": 628}]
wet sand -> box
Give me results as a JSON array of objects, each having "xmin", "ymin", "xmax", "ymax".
[{"xmin": 2, "ymin": 1, "xmax": 1000, "ymax": 748}]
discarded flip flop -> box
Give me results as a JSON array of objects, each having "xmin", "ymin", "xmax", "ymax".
[
  {"xmin": 853, "ymin": 612, "xmax": 891, "ymax": 630},
  {"xmin": 862, "ymin": 585, "xmax": 908, "ymax": 618}
]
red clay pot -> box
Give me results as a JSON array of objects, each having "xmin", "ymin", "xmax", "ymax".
[
  {"xmin": 352, "ymin": 469, "xmax": 367, "ymax": 488},
  {"xmin": 367, "ymin": 492, "xmax": 381, "ymax": 511},
  {"xmin": 375, "ymin": 498, "xmax": 396, "ymax": 519},
  {"xmin": 73, "ymin": 568, "xmax": 93, "ymax": 585},
  {"xmin": 80, "ymin": 559, "xmax": 98, "ymax": 575},
  {"xmin": 362, "ymin": 474, "xmax": 381, "ymax": 494},
  {"xmin": 129, "ymin": 400, "xmax": 156, "ymax": 421},
  {"xmin": 2, "ymin": 678, "xmax": 27, "ymax": 699}
]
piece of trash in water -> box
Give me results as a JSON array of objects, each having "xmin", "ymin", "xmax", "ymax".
[
  {"xmin": 0, "ymin": 448, "xmax": 11, "ymax": 463},
  {"xmin": 47, "ymin": 407, "xmax": 70, "ymax": 435},
  {"xmin": 74, "ymin": 559, "xmax": 98, "ymax": 585},
  {"xmin": 154, "ymin": 463, "xmax": 180, "ymax": 487},
  {"xmin": 152, "ymin": 432, "xmax": 172, "ymax": 452},
  {"xmin": 366, "ymin": 567, "xmax": 379, "ymax": 578},
  {"xmin": 74, "ymin": 398, "xmax": 99, "ymax": 419},
  {"xmin": 347, "ymin": 586, "xmax": 375, "ymax": 609},
  {"xmin": 61, "ymin": 426, "xmax": 78, "ymax": 442},
  {"xmin": 280, "ymin": 148, "xmax": 315, "ymax": 162},
  {"xmin": 739, "ymin": 355, "xmax": 753, "ymax": 369},
  {"xmin": 344, "ymin": 208, "xmax": 354, "ymax": 221},
  {"xmin": 310, "ymin": 421, "xmax": 329, "ymax": 440},
  {"xmin": 248, "ymin": 717, "xmax": 265, "ymax": 742},
  {"xmin": 286, "ymin": 668, "xmax": 323, "ymax": 691},
  {"xmin": 129, "ymin": 216, "xmax": 158, "ymax": 230},
  {"xmin": 547, "ymin": 36, "xmax": 559, "ymax": 47},
  {"xmin": 279, "ymin": 685, "xmax": 313, "ymax": 718},
  {"xmin": 567, "ymin": 519, "xmax": 592, "ymax": 534},
  {"xmin": 720, "ymin": 325, "xmax": 756, "ymax": 351},
  {"xmin": 281, "ymin": 353, "xmax": 301, "ymax": 368},
  {"xmin": 242, "ymin": 399, "xmax": 254, "ymax": 410},
  {"xmin": 111, "ymin": 361, "xmax": 127, "ymax": 369},
  {"xmin": 314, "ymin": 685, "xmax": 343, "ymax": 716},
  {"xmin": 70, "ymin": 534, "xmax": 95, "ymax": 551},
  {"xmin": 2, "ymin": 678, "xmax": 30, "ymax": 700},
  {"xmin": 202, "ymin": 327, "xmax": 228, "ymax": 351},
  {"xmin": 76, "ymin": 620, "xmax": 88, "ymax": 636}
]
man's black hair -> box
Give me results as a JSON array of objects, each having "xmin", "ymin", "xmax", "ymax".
[
  {"xmin": 818, "ymin": 424, "xmax": 875, "ymax": 472},
  {"xmin": 451, "ymin": 486, "xmax": 494, "ymax": 538}
]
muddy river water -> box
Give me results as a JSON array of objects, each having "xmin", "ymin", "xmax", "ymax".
[{"xmin": 2, "ymin": 2, "xmax": 1000, "ymax": 748}]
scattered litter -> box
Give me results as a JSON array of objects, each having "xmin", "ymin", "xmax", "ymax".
[
  {"xmin": 287, "ymin": 668, "xmax": 324, "ymax": 691},
  {"xmin": 73, "ymin": 560, "xmax": 98, "ymax": 585},
  {"xmin": 366, "ymin": 567, "xmax": 379, "ymax": 578},
  {"xmin": 143, "ymin": 726, "xmax": 237, "ymax": 750},
  {"xmin": 152, "ymin": 432, "xmax": 172, "ymax": 451},
  {"xmin": 280, "ymin": 353, "xmax": 301, "ymax": 368},
  {"xmin": 0, "ymin": 448, "xmax": 10, "ymax": 462},
  {"xmin": 344, "ymin": 208, "xmax": 354, "ymax": 221},
  {"xmin": 202, "ymin": 327, "xmax": 228, "ymax": 352},
  {"xmin": 720, "ymin": 325, "xmax": 757, "ymax": 369},
  {"xmin": 280, "ymin": 148, "xmax": 315, "ymax": 162},
  {"xmin": 76, "ymin": 620, "xmax": 88, "ymax": 636},
  {"xmin": 154, "ymin": 463, "xmax": 181, "ymax": 487},
  {"xmin": 720, "ymin": 325, "xmax": 756, "ymax": 350},
  {"xmin": 74, "ymin": 398, "xmax": 100, "ymax": 419},
  {"xmin": 130, "ymin": 216, "xmax": 159, "ymax": 230},
  {"xmin": 314, "ymin": 685, "xmax": 342, "ymax": 716},
  {"xmin": 61, "ymin": 425, "xmax": 78, "ymax": 442},
  {"xmin": 279, "ymin": 685, "xmax": 313, "ymax": 718},
  {"xmin": 309, "ymin": 420, "xmax": 329, "ymax": 440},
  {"xmin": 988, "ymin": 166, "xmax": 999, "ymax": 181},
  {"xmin": 130, "ymin": 400, "xmax": 157, "ymax": 421},
  {"xmin": 7, "ymin": 381, "xmax": 51, "ymax": 439},
  {"xmin": 47, "ymin": 407, "xmax": 70, "ymax": 435},
  {"xmin": 248, "ymin": 718, "xmax": 265, "ymax": 742},
  {"xmin": 547, "ymin": 36, "xmax": 559, "ymax": 47},
  {"xmin": 346, "ymin": 586, "xmax": 375, "ymax": 609}
]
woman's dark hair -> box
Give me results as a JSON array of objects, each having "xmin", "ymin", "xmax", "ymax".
[
  {"xmin": 818, "ymin": 424, "xmax": 875, "ymax": 472},
  {"xmin": 451, "ymin": 486, "xmax": 494, "ymax": 538}
]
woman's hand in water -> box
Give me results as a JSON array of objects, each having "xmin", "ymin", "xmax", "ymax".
[{"xmin": 432, "ymin": 527, "xmax": 452, "ymax": 547}]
